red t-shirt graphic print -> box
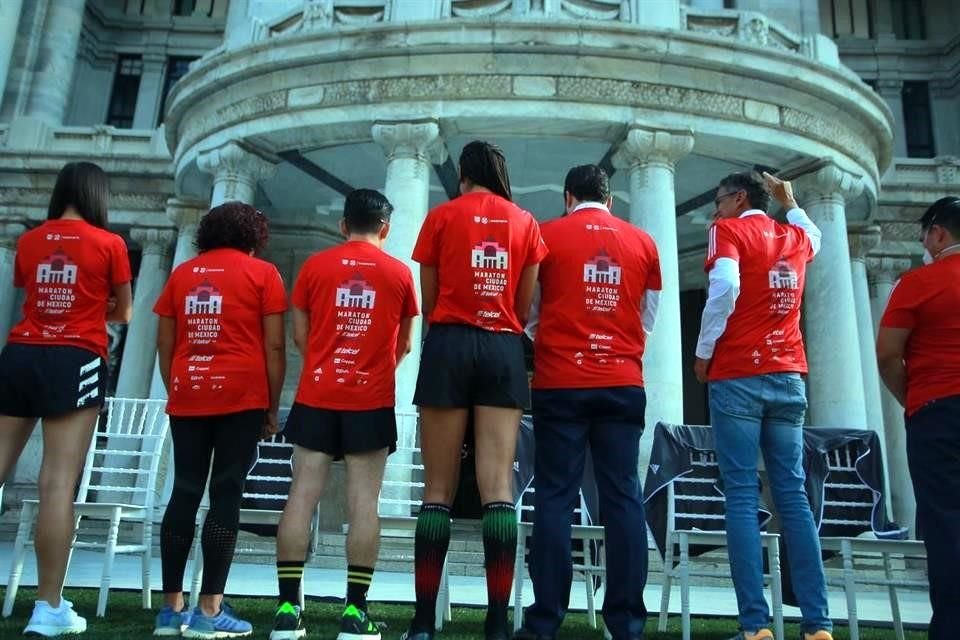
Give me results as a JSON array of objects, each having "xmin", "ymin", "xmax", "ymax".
[
  {"xmin": 413, "ymin": 191, "xmax": 548, "ymax": 334},
  {"xmin": 292, "ymin": 241, "xmax": 419, "ymax": 411},
  {"xmin": 9, "ymin": 218, "xmax": 131, "ymax": 360},
  {"xmin": 704, "ymin": 214, "xmax": 813, "ymax": 381},
  {"xmin": 154, "ymin": 248, "xmax": 288, "ymax": 417}
]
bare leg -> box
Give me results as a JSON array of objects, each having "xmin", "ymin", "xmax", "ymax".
[
  {"xmin": 277, "ymin": 446, "xmax": 332, "ymax": 562},
  {"xmin": 473, "ymin": 405, "xmax": 521, "ymax": 504},
  {"xmin": 419, "ymin": 407, "xmax": 469, "ymax": 506},
  {"xmin": 0, "ymin": 415, "xmax": 37, "ymax": 485},
  {"xmin": 36, "ymin": 408, "xmax": 98, "ymax": 606},
  {"xmin": 344, "ymin": 448, "xmax": 389, "ymax": 567}
]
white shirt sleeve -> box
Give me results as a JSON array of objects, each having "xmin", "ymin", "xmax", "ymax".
[
  {"xmin": 641, "ymin": 290, "xmax": 660, "ymax": 336},
  {"xmin": 786, "ymin": 207, "xmax": 822, "ymax": 256},
  {"xmin": 524, "ymin": 283, "xmax": 541, "ymax": 341},
  {"xmin": 695, "ymin": 257, "xmax": 740, "ymax": 359}
]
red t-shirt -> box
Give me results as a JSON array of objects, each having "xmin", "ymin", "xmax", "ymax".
[
  {"xmin": 533, "ymin": 206, "xmax": 662, "ymax": 389},
  {"xmin": 412, "ymin": 191, "xmax": 548, "ymax": 333},
  {"xmin": 291, "ymin": 240, "xmax": 419, "ymax": 411},
  {"xmin": 8, "ymin": 218, "xmax": 131, "ymax": 360},
  {"xmin": 154, "ymin": 248, "xmax": 288, "ymax": 417},
  {"xmin": 705, "ymin": 214, "xmax": 813, "ymax": 381},
  {"xmin": 879, "ymin": 254, "xmax": 960, "ymax": 416}
]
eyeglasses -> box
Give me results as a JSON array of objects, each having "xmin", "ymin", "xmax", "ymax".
[{"xmin": 714, "ymin": 191, "xmax": 742, "ymax": 208}]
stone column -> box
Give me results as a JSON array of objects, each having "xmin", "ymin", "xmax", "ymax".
[
  {"xmin": 25, "ymin": 0, "xmax": 85, "ymax": 124},
  {"xmin": 0, "ymin": 220, "xmax": 26, "ymax": 345},
  {"xmin": 876, "ymin": 80, "xmax": 908, "ymax": 158},
  {"xmin": 115, "ymin": 228, "xmax": 175, "ymax": 399},
  {"xmin": 197, "ymin": 141, "xmax": 277, "ymax": 207},
  {"xmin": 612, "ymin": 124, "xmax": 694, "ymax": 472},
  {"xmin": 795, "ymin": 163, "xmax": 868, "ymax": 428},
  {"xmin": 868, "ymin": 255, "xmax": 916, "ymax": 533},
  {"xmin": 148, "ymin": 199, "xmax": 208, "ymax": 400},
  {"xmin": 847, "ymin": 225, "xmax": 891, "ymax": 506},
  {"xmin": 373, "ymin": 120, "xmax": 440, "ymax": 516},
  {"xmin": 0, "ymin": 0, "xmax": 24, "ymax": 107},
  {"xmin": 132, "ymin": 53, "xmax": 166, "ymax": 130}
]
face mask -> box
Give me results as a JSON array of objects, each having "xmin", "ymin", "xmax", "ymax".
[
  {"xmin": 923, "ymin": 242, "xmax": 960, "ymax": 265},
  {"xmin": 922, "ymin": 249, "xmax": 934, "ymax": 265}
]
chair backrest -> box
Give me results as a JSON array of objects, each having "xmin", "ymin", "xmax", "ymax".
[
  {"xmin": 379, "ymin": 411, "xmax": 424, "ymax": 517},
  {"xmin": 819, "ymin": 440, "xmax": 876, "ymax": 533},
  {"xmin": 665, "ymin": 447, "xmax": 727, "ymax": 538},
  {"xmin": 77, "ymin": 397, "xmax": 170, "ymax": 510},
  {"xmin": 240, "ymin": 433, "xmax": 295, "ymax": 511}
]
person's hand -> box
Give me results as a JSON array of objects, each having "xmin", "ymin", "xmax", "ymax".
[
  {"xmin": 694, "ymin": 357, "xmax": 711, "ymax": 384},
  {"xmin": 262, "ymin": 410, "xmax": 280, "ymax": 439},
  {"xmin": 762, "ymin": 171, "xmax": 799, "ymax": 210}
]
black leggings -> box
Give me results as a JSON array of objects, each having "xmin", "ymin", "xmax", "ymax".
[{"xmin": 160, "ymin": 410, "xmax": 263, "ymax": 595}]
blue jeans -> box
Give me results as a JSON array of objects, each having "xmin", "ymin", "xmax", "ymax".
[
  {"xmin": 526, "ymin": 386, "xmax": 648, "ymax": 640},
  {"xmin": 709, "ymin": 373, "xmax": 831, "ymax": 633}
]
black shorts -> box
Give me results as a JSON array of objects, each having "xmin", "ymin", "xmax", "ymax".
[
  {"xmin": 283, "ymin": 402, "xmax": 396, "ymax": 459},
  {"xmin": 413, "ymin": 323, "xmax": 530, "ymax": 409},
  {"xmin": 0, "ymin": 343, "xmax": 107, "ymax": 418}
]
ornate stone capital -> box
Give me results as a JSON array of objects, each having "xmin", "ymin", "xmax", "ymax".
[
  {"xmin": 847, "ymin": 224, "xmax": 882, "ymax": 261},
  {"xmin": 866, "ymin": 255, "xmax": 913, "ymax": 286},
  {"xmin": 0, "ymin": 220, "xmax": 27, "ymax": 250},
  {"xmin": 935, "ymin": 155, "xmax": 960, "ymax": 184},
  {"xmin": 131, "ymin": 227, "xmax": 176, "ymax": 257},
  {"xmin": 371, "ymin": 121, "xmax": 440, "ymax": 162},
  {"xmin": 612, "ymin": 125, "xmax": 695, "ymax": 170},
  {"xmin": 793, "ymin": 162, "xmax": 864, "ymax": 206},
  {"xmin": 165, "ymin": 198, "xmax": 208, "ymax": 231},
  {"xmin": 196, "ymin": 141, "xmax": 277, "ymax": 184}
]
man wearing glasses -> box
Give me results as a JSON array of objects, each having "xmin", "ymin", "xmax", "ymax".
[
  {"xmin": 877, "ymin": 196, "xmax": 960, "ymax": 640},
  {"xmin": 693, "ymin": 172, "xmax": 834, "ymax": 640}
]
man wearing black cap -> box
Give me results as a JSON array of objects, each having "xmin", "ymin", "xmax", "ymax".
[{"xmin": 877, "ymin": 196, "xmax": 960, "ymax": 640}]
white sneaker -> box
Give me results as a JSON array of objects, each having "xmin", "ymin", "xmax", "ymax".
[{"xmin": 23, "ymin": 599, "xmax": 87, "ymax": 636}]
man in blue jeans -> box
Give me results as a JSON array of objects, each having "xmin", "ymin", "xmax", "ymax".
[
  {"xmin": 693, "ymin": 171, "xmax": 833, "ymax": 640},
  {"xmin": 514, "ymin": 165, "xmax": 662, "ymax": 640}
]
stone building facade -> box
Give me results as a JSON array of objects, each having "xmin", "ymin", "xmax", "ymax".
[{"xmin": 0, "ymin": 0, "xmax": 958, "ymax": 533}]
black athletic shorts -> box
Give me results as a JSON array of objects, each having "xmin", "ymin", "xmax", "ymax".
[
  {"xmin": 283, "ymin": 402, "xmax": 396, "ymax": 459},
  {"xmin": 413, "ymin": 323, "xmax": 530, "ymax": 409},
  {"xmin": 0, "ymin": 343, "xmax": 107, "ymax": 417}
]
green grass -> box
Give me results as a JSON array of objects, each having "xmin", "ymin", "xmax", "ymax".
[{"xmin": 0, "ymin": 589, "xmax": 925, "ymax": 639}]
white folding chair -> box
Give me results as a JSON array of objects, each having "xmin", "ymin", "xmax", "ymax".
[
  {"xmin": 814, "ymin": 439, "xmax": 926, "ymax": 640},
  {"xmin": 657, "ymin": 447, "xmax": 783, "ymax": 640},
  {"xmin": 512, "ymin": 483, "xmax": 606, "ymax": 631},
  {"xmin": 3, "ymin": 397, "xmax": 169, "ymax": 617}
]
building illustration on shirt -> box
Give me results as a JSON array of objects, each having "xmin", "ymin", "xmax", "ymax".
[
  {"xmin": 584, "ymin": 249, "xmax": 622, "ymax": 285},
  {"xmin": 36, "ymin": 249, "xmax": 78, "ymax": 284},
  {"xmin": 768, "ymin": 259, "xmax": 799, "ymax": 290},
  {"xmin": 185, "ymin": 280, "xmax": 223, "ymax": 314},
  {"xmin": 471, "ymin": 238, "xmax": 508, "ymax": 269},
  {"xmin": 335, "ymin": 274, "xmax": 376, "ymax": 309}
]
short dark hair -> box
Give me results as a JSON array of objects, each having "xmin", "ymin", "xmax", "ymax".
[
  {"xmin": 564, "ymin": 165, "xmax": 610, "ymax": 204},
  {"xmin": 343, "ymin": 188, "xmax": 393, "ymax": 234},
  {"xmin": 195, "ymin": 201, "xmax": 269, "ymax": 254},
  {"xmin": 459, "ymin": 140, "xmax": 512, "ymax": 201},
  {"xmin": 921, "ymin": 196, "xmax": 960, "ymax": 239},
  {"xmin": 718, "ymin": 172, "xmax": 770, "ymax": 212},
  {"xmin": 47, "ymin": 161, "xmax": 110, "ymax": 228}
]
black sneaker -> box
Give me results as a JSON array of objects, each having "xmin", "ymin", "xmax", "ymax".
[
  {"xmin": 268, "ymin": 602, "xmax": 306, "ymax": 640},
  {"xmin": 337, "ymin": 604, "xmax": 381, "ymax": 639}
]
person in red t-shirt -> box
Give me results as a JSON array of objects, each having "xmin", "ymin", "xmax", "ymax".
[
  {"xmin": 694, "ymin": 172, "xmax": 833, "ymax": 640},
  {"xmin": 153, "ymin": 202, "xmax": 287, "ymax": 638},
  {"xmin": 0, "ymin": 162, "xmax": 132, "ymax": 635},
  {"xmin": 271, "ymin": 189, "xmax": 418, "ymax": 640},
  {"xmin": 514, "ymin": 165, "xmax": 660, "ymax": 640},
  {"xmin": 877, "ymin": 196, "xmax": 960, "ymax": 640},
  {"xmin": 403, "ymin": 141, "xmax": 547, "ymax": 640}
]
